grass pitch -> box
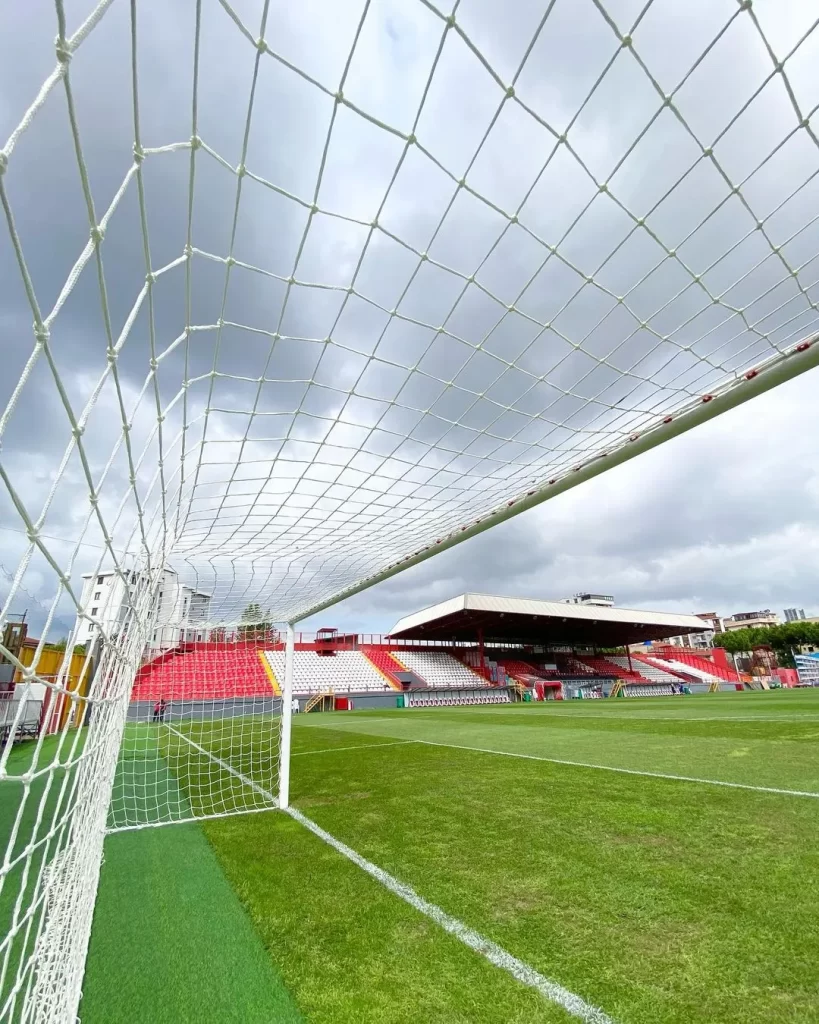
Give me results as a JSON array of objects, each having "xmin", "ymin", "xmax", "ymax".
[{"xmin": 83, "ymin": 691, "xmax": 819, "ymax": 1023}]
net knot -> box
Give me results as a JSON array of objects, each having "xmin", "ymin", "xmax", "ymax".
[
  {"xmin": 90, "ymin": 225, "xmax": 105, "ymax": 246},
  {"xmin": 107, "ymin": 347, "xmax": 117, "ymax": 363},
  {"xmin": 190, "ymin": 135, "xmax": 202, "ymax": 151},
  {"xmin": 33, "ymin": 323, "xmax": 50, "ymax": 344},
  {"xmin": 236, "ymin": 163, "xmax": 246, "ymax": 177},
  {"xmin": 133, "ymin": 144, "xmax": 145, "ymax": 164},
  {"xmin": 256, "ymin": 37, "xmax": 268, "ymax": 54},
  {"xmin": 145, "ymin": 271, "xmax": 156, "ymax": 284},
  {"xmin": 55, "ymin": 37, "xmax": 72, "ymax": 64}
]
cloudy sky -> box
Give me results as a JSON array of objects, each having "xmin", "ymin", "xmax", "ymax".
[{"xmin": 1, "ymin": 0, "xmax": 818, "ymax": 641}]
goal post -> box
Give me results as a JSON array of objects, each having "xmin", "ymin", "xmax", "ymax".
[
  {"xmin": 279, "ymin": 623, "xmax": 295, "ymax": 811},
  {"xmin": 1, "ymin": 0, "xmax": 819, "ymax": 1020}
]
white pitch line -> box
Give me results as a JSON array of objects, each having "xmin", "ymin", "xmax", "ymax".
[
  {"xmin": 165, "ymin": 723, "xmax": 278, "ymax": 805},
  {"xmin": 285, "ymin": 806, "xmax": 615, "ymax": 1024},
  {"xmin": 405, "ymin": 710, "xmax": 819, "ymax": 722},
  {"xmin": 293, "ymin": 740, "xmax": 417, "ymax": 757},
  {"xmin": 166, "ymin": 723, "xmax": 613, "ymax": 1019},
  {"xmin": 418, "ymin": 740, "xmax": 819, "ymax": 798}
]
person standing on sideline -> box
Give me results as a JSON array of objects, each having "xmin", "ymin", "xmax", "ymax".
[{"xmin": 291, "ymin": 697, "xmax": 300, "ymax": 714}]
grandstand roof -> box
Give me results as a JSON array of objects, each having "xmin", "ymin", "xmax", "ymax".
[{"xmin": 388, "ymin": 594, "xmax": 708, "ymax": 647}]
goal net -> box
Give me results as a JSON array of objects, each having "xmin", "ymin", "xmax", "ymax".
[
  {"xmin": 1, "ymin": 0, "xmax": 818, "ymax": 1019},
  {"xmin": 108, "ymin": 622, "xmax": 288, "ymax": 831}
]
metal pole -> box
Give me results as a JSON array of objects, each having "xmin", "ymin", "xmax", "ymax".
[
  {"xmin": 279, "ymin": 623, "xmax": 295, "ymax": 809},
  {"xmin": 290, "ymin": 334, "xmax": 819, "ymax": 624}
]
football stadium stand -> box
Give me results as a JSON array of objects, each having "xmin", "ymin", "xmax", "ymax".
[
  {"xmin": 496, "ymin": 659, "xmax": 543, "ymax": 681},
  {"xmin": 125, "ymin": 595, "xmax": 731, "ymax": 707},
  {"xmin": 359, "ymin": 646, "xmax": 406, "ymax": 688},
  {"xmin": 578, "ymin": 655, "xmax": 644, "ymax": 680},
  {"xmin": 264, "ymin": 650, "xmax": 396, "ymax": 696},
  {"xmin": 131, "ymin": 642, "xmax": 271, "ymax": 702},
  {"xmin": 606, "ymin": 656, "xmax": 679, "ymax": 684},
  {"xmin": 392, "ymin": 650, "xmax": 486, "ymax": 688},
  {"xmin": 651, "ymin": 658, "xmax": 722, "ymax": 683}
]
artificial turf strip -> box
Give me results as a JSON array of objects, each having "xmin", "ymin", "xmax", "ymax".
[
  {"xmin": 81, "ymin": 822, "xmax": 303, "ymax": 1024},
  {"xmin": 0, "ymin": 734, "xmax": 83, "ymax": 1015}
]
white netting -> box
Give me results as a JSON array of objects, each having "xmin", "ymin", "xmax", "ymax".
[
  {"xmin": 1, "ymin": 0, "xmax": 819, "ymax": 1020},
  {"xmin": 108, "ymin": 622, "xmax": 285, "ymax": 832}
]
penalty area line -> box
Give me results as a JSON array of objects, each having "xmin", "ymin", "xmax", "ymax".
[
  {"xmin": 285, "ymin": 805, "xmax": 615, "ymax": 1024},
  {"xmin": 418, "ymin": 740, "xmax": 819, "ymax": 798}
]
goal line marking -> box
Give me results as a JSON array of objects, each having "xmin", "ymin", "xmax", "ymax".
[
  {"xmin": 165, "ymin": 723, "xmax": 279, "ymax": 806},
  {"xmin": 416, "ymin": 740, "xmax": 819, "ymax": 798},
  {"xmin": 285, "ymin": 805, "xmax": 615, "ymax": 1024}
]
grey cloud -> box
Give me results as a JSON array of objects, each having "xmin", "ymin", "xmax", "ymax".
[
  {"xmin": 305, "ymin": 369, "xmax": 819, "ymax": 633},
  {"xmin": 2, "ymin": 0, "xmax": 819, "ymax": 632}
]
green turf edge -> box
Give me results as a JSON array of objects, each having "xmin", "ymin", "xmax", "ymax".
[{"xmin": 81, "ymin": 819, "xmax": 304, "ymax": 1024}]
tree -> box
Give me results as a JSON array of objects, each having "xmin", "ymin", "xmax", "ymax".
[
  {"xmin": 238, "ymin": 603, "xmax": 275, "ymax": 641},
  {"xmin": 716, "ymin": 621, "xmax": 819, "ymax": 669}
]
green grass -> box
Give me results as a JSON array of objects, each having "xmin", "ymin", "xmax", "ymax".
[{"xmin": 83, "ymin": 690, "xmax": 819, "ymax": 1022}]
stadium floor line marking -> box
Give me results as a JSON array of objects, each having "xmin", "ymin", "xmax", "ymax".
[
  {"xmin": 165, "ymin": 724, "xmax": 278, "ymax": 805},
  {"xmin": 285, "ymin": 805, "xmax": 615, "ymax": 1024},
  {"xmin": 416, "ymin": 740, "xmax": 819, "ymax": 798},
  {"xmin": 293, "ymin": 740, "xmax": 417, "ymax": 757}
]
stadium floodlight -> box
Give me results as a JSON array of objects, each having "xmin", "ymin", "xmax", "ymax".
[{"xmin": 1, "ymin": 0, "xmax": 818, "ymax": 1019}]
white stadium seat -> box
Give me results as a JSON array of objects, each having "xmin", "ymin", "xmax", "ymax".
[
  {"xmin": 263, "ymin": 651, "xmax": 394, "ymax": 695},
  {"xmin": 393, "ymin": 651, "xmax": 488, "ymax": 687}
]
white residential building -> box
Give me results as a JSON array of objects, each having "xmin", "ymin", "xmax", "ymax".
[{"xmin": 74, "ymin": 568, "xmax": 210, "ymax": 653}]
